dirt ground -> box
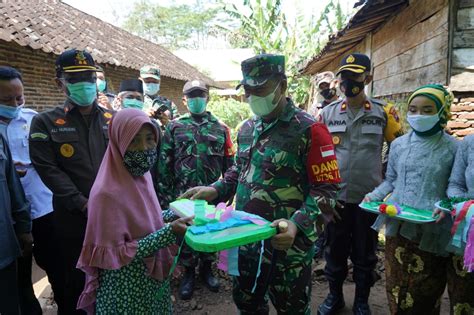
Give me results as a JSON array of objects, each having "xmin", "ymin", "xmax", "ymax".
[{"xmin": 34, "ymin": 248, "xmax": 451, "ymax": 314}]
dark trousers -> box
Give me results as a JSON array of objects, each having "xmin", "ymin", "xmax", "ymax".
[
  {"xmin": 324, "ymin": 202, "xmax": 378, "ymax": 297},
  {"xmin": 57, "ymin": 235, "xmax": 86, "ymax": 315},
  {"xmin": 17, "ymin": 252, "xmax": 42, "ymax": 315},
  {"xmin": 32, "ymin": 212, "xmax": 65, "ymax": 312},
  {"xmin": 0, "ymin": 261, "xmax": 20, "ymax": 315}
]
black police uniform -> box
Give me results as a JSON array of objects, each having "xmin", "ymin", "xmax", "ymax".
[{"xmin": 29, "ymin": 49, "xmax": 113, "ymax": 315}]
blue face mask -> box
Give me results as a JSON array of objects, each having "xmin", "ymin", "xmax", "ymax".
[
  {"xmin": 143, "ymin": 83, "xmax": 160, "ymax": 96},
  {"xmin": 66, "ymin": 82, "xmax": 97, "ymax": 106},
  {"xmin": 96, "ymin": 79, "xmax": 106, "ymax": 92},
  {"xmin": 122, "ymin": 98, "xmax": 144, "ymax": 110},
  {"xmin": 187, "ymin": 97, "xmax": 207, "ymax": 114},
  {"xmin": 0, "ymin": 103, "xmax": 23, "ymax": 119}
]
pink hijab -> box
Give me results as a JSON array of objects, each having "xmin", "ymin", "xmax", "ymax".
[{"xmin": 76, "ymin": 108, "xmax": 174, "ymax": 313}]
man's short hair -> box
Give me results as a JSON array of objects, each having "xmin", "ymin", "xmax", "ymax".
[{"xmin": 0, "ymin": 66, "xmax": 23, "ymax": 82}]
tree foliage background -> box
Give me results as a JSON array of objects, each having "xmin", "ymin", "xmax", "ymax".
[{"xmin": 123, "ymin": 0, "xmax": 350, "ymax": 125}]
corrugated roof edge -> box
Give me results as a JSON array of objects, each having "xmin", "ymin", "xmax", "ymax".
[{"xmin": 299, "ymin": 0, "xmax": 409, "ymax": 76}]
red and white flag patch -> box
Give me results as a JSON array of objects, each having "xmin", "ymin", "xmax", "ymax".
[
  {"xmin": 307, "ymin": 123, "xmax": 341, "ymax": 184},
  {"xmin": 320, "ymin": 145, "xmax": 335, "ymax": 158}
]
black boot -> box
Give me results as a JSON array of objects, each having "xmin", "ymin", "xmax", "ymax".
[
  {"xmin": 352, "ymin": 287, "xmax": 371, "ymax": 315},
  {"xmin": 179, "ymin": 267, "xmax": 195, "ymax": 300},
  {"xmin": 199, "ymin": 261, "xmax": 219, "ymax": 292},
  {"xmin": 317, "ymin": 284, "xmax": 345, "ymax": 315}
]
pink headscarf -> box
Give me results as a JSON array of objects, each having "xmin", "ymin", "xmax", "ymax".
[{"xmin": 76, "ymin": 108, "xmax": 174, "ymax": 313}]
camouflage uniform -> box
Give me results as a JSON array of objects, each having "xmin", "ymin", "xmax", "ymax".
[
  {"xmin": 143, "ymin": 94, "xmax": 179, "ymax": 119},
  {"xmin": 209, "ymin": 53, "xmax": 340, "ymax": 314},
  {"xmin": 158, "ymin": 112, "xmax": 234, "ymax": 267},
  {"xmin": 140, "ymin": 65, "xmax": 179, "ymax": 119}
]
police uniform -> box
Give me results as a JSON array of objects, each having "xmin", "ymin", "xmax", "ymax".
[
  {"xmin": 29, "ymin": 50, "xmax": 113, "ymax": 315},
  {"xmin": 318, "ymin": 53, "xmax": 402, "ymax": 314},
  {"xmin": 211, "ymin": 54, "xmax": 340, "ymax": 314}
]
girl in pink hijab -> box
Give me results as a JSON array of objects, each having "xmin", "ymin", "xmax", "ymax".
[{"xmin": 76, "ymin": 108, "xmax": 192, "ymax": 314}]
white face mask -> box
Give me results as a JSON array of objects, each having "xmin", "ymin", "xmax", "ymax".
[
  {"xmin": 248, "ymin": 82, "xmax": 283, "ymax": 117},
  {"xmin": 406, "ymin": 105, "xmax": 444, "ymax": 132}
]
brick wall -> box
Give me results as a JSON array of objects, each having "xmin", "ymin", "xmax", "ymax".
[
  {"xmin": 448, "ymin": 96, "xmax": 474, "ymax": 138},
  {"xmin": 0, "ymin": 40, "xmax": 187, "ymax": 113},
  {"xmin": 360, "ymin": 92, "xmax": 474, "ymax": 138}
]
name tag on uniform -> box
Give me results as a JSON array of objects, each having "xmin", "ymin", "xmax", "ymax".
[
  {"xmin": 361, "ymin": 125, "xmax": 382, "ymax": 135},
  {"xmin": 328, "ymin": 125, "xmax": 347, "ymax": 133}
]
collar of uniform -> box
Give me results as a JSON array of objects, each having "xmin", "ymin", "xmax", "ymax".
[
  {"xmin": 0, "ymin": 110, "xmax": 27, "ymax": 124},
  {"xmin": 63, "ymin": 100, "xmax": 99, "ymax": 115}
]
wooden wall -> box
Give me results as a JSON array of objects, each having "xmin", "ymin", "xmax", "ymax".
[
  {"xmin": 450, "ymin": 0, "xmax": 474, "ymax": 92},
  {"xmin": 308, "ymin": 0, "xmax": 450, "ymax": 100},
  {"xmin": 371, "ymin": 0, "xmax": 449, "ymax": 97}
]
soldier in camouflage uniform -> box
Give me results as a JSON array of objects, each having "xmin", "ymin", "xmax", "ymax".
[
  {"xmin": 158, "ymin": 79, "xmax": 235, "ymax": 300},
  {"xmin": 138, "ymin": 65, "xmax": 179, "ymax": 126},
  {"xmin": 181, "ymin": 54, "xmax": 341, "ymax": 315}
]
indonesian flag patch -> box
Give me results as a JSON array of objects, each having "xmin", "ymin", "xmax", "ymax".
[{"xmin": 307, "ymin": 123, "xmax": 341, "ymax": 184}]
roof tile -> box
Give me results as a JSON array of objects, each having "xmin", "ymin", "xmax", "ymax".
[{"xmin": 0, "ymin": 0, "xmax": 215, "ymax": 85}]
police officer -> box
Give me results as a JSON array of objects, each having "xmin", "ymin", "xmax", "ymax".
[
  {"xmin": 158, "ymin": 79, "xmax": 234, "ymax": 300},
  {"xmin": 318, "ymin": 53, "xmax": 402, "ymax": 315},
  {"xmin": 308, "ymin": 71, "xmax": 340, "ymax": 119},
  {"xmin": 29, "ymin": 49, "xmax": 113, "ymax": 314},
  {"xmin": 138, "ymin": 65, "xmax": 179, "ymax": 125},
  {"xmin": 181, "ymin": 54, "xmax": 340, "ymax": 314}
]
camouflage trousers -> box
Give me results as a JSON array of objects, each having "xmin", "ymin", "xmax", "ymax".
[
  {"xmin": 385, "ymin": 235, "xmax": 474, "ymax": 315},
  {"xmin": 232, "ymin": 236, "xmax": 314, "ymax": 315},
  {"xmin": 179, "ymin": 243, "xmax": 216, "ymax": 269}
]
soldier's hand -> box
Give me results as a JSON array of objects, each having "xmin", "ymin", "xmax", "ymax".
[
  {"xmin": 158, "ymin": 110, "xmax": 171, "ymax": 126},
  {"xmin": 112, "ymin": 95, "xmax": 123, "ymax": 110},
  {"xmin": 170, "ymin": 216, "xmax": 194, "ymax": 236},
  {"xmin": 270, "ymin": 219, "xmax": 298, "ymax": 251},
  {"xmin": 318, "ymin": 198, "xmax": 342, "ymax": 223},
  {"xmin": 98, "ymin": 93, "xmax": 112, "ymax": 110},
  {"xmin": 179, "ymin": 186, "xmax": 218, "ymax": 202}
]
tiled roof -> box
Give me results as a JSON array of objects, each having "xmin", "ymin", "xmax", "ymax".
[{"xmin": 0, "ymin": 0, "xmax": 216, "ymax": 86}]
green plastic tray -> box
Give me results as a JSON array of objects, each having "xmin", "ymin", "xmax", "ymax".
[
  {"xmin": 360, "ymin": 201, "xmax": 436, "ymax": 223},
  {"xmin": 170, "ymin": 199, "xmax": 277, "ymax": 252},
  {"xmin": 185, "ymin": 223, "xmax": 277, "ymax": 252},
  {"xmin": 170, "ymin": 199, "xmax": 216, "ymax": 218}
]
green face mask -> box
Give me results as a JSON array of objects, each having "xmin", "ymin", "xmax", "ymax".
[
  {"xmin": 123, "ymin": 98, "xmax": 144, "ymax": 110},
  {"xmin": 248, "ymin": 82, "xmax": 282, "ymax": 116},
  {"xmin": 96, "ymin": 79, "xmax": 106, "ymax": 92},
  {"xmin": 66, "ymin": 82, "xmax": 97, "ymax": 106},
  {"xmin": 187, "ymin": 97, "xmax": 207, "ymax": 114}
]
